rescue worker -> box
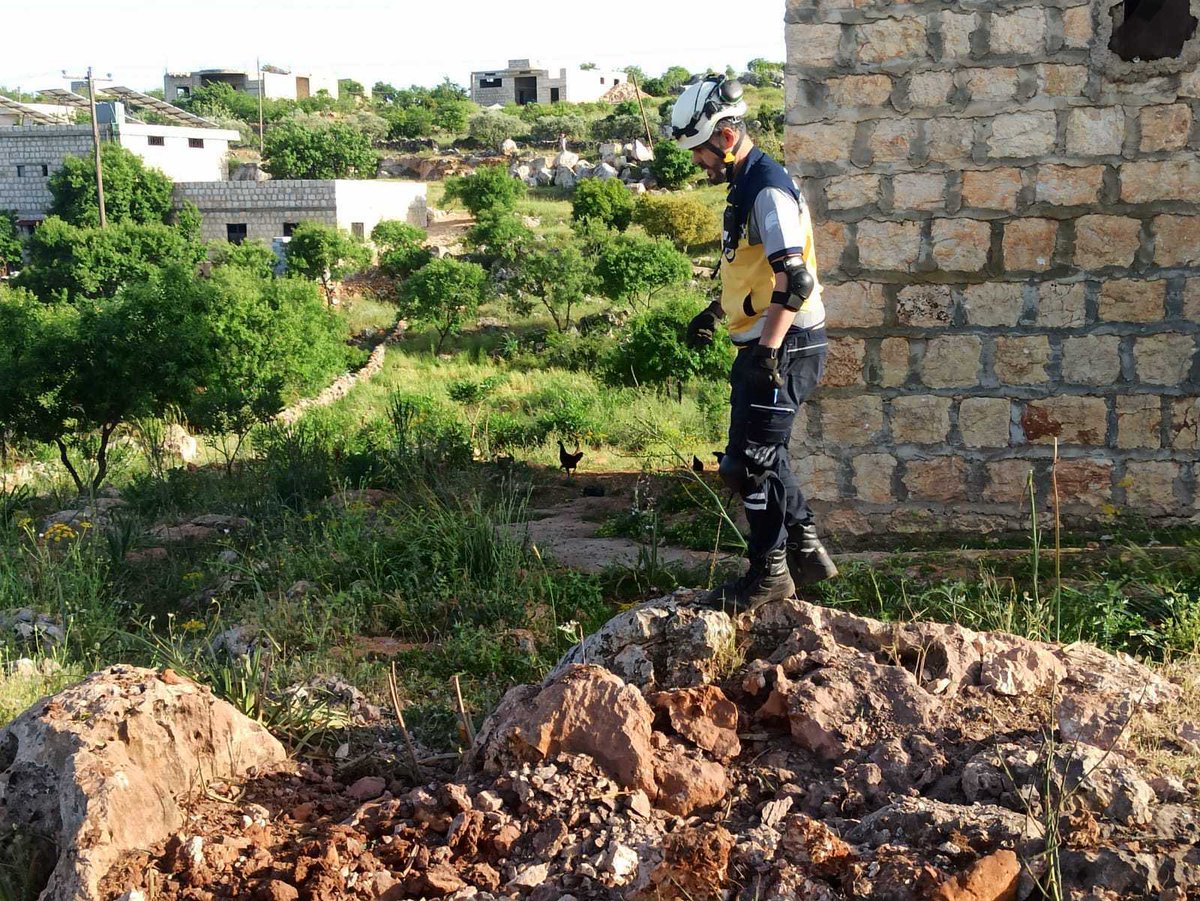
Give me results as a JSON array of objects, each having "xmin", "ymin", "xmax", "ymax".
[{"xmin": 673, "ymin": 73, "xmax": 838, "ymax": 612}]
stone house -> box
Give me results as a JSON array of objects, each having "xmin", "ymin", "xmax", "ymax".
[
  {"xmin": 0, "ymin": 101, "xmax": 239, "ymax": 228},
  {"xmin": 470, "ymin": 59, "xmax": 628, "ymax": 106},
  {"xmin": 1, "ymin": 97, "xmax": 426, "ymax": 243},
  {"xmin": 783, "ymin": 0, "xmax": 1200, "ymax": 533}
]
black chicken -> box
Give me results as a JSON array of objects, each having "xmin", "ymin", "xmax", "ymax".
[
  {"xmin": 558, "ymin": 439, "xmax": 583, "ymax": 477},
  {"xmin": 692, "ymin": 455, "xmax": 705, "ymax": 472}
]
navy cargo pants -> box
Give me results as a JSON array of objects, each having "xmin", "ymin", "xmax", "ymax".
[{"xmin": 725, "ymin": 326, "xmax": 827, "ymax": 560}]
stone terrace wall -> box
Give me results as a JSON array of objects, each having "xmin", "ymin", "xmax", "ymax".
[{"xmin": 784, "ymin": 0, "xmax": 1200, "ymax": 536}]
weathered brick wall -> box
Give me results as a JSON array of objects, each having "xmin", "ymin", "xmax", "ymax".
[{"xmin": 784, "ymin": 0, "xmax": 1200, "ymax": 535}]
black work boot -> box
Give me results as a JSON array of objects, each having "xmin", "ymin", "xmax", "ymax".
[
  {"xmin": 787, "ymin": 523, "xmax": 839, "ymax": 586},
  {"xmin": 702, "ymin": 548, "xmax": 795, "ymax": 615}
]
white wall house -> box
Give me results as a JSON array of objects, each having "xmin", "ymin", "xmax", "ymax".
[
  {"xmin": 0, "ymin": 103, "xmax": 239, "ymax": 223},
  {"xmin": 165, "ymin": 69, "xmax": 340, "ymax": 102},
  {"xmin": 470, "ymin": 59, "xmax": 627, "ymax": 106}
]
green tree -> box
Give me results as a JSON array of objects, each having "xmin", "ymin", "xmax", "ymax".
[
  {"xmin": 509, "ymin": 238, "xmax": 595, "ymax": 332},
  {"xmin": 339, "ymin": 78, "xmax": 366, "ymax": 99},
  {"xmin": 572, "ymin": 178, "xmax": 634, "ymax": 232},
  {"xmin": 595, "ymin": 233, "xmax": 691, "ymax": 308},
  {"xmin": 397, "ymin": 258, "xmax": 489, "ymax": 353},
  {"xmin": 431, "ymin": 100, "xmax": 470, "ymax": 133},
  {"xmin": 16, "ymin": 216, "xmax": 205, "ymax": 303},
  {"xmin": 623, "ymin": 65, "xmax": 647, "ymax": 85},
  {"xmin": 660, "ymin": 66, "xmax": 693, "ymax": 94},
  {"xmin": 592, "ymin": 102, "xmax": 659, "ymax": 142},
  {"xmin": 430, "ymin": 78, "xmax": 468, "ymax": 103},
  {"xmin": 48, "ymin": 144, "xmax": 174, "ymax": 227},
  {"xmin": 467, "ymin": 112, "xmax": 525, "ymax": 150},
  {"xmin": 650, "ymin": 140, "xmax": 699, "ymax": 189},
  {"xmin": 443, "ymin": 164, "xmax": 526, "ymax": 216},
  {"xmin": 530, "ymin": 114, "xmax": 589, "ymax": 144},
  {"xmin": 602, "ymin": 294, "xmax": 733, "ymax": 396},
  {"xmin": 177, "ymin": 266, "xmax": 354, "ymax": 471},
  {"xmin": 0, "ymin": 277, "xmax": 197, "ymax": 491},
  {"xmin": 371, "ymin": 220, "xmax": 431, "ymax": 279},
  {"xmin": 0, "ymin": 210, "xmax": 21, "ymax": 275},
  {"xmin": 372, "ymin": 81, "xmax": 399, "ymax": 102},
  {"xmin": 632, "ymin": 194, "xmax": 719, "ymax": 250},
  {"xmin": 210, "ymin": 239, "xmax": 279, "ymax": 279},
  {"xmin": 465, "ymin": 210, "xmax": 533, "ymax": 266},
  {"xmin": 386, "ymin": 105, "xmax": 435, "ymax": 140},
  {"xmin": 262, "ymin": 119, "xmax": 377, "ymax": 180},
  {"xmin": 284, "ymin": 222, "xmax": 372, "ymax": 302}
]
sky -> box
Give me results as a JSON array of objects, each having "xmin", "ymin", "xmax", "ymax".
[{"xmin": 1, "ymin": 0, "xmax": 786, "ymax": 95}]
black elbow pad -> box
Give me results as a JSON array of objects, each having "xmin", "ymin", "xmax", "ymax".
[{"xmin": 772, "ymin": 257, "xmax": 814, "ymax": 312}]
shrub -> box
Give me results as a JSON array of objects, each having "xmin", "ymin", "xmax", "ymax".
[
  {"xmin": 649, "ymin": 139, "xmax": 699, "ymax": 189},
  {"xmin": 602, "ymin": 295, "xmax": 734, "ymax": 394},
  {"xmin": 263, "ymin": 119, "xmax": 377, "ymax": 180},
  {"xmin": 444, "ymin": 165, "xmax": 526, "ymax": 217},
  {"xmin": 530, "ymin": 114, "xmax": 589, "ymax": 144},
  {"xmin": 17, "ymin": 216, "xmax": 205, "ymax": 303},
  {"xmin": 49, "ymin": 143, "xmax": 174, "ymax": 227},
  {"xmin": 467, "ymin": 112, "xmax": 525, "ymax": 151},
  {"xmin": 508, "ymin": 237, "xmax": 595, "ymax": 332},
  {"xmin": 1, "ymin": 209, "xmax": 24, "ymax": 274},
  {"xmin": 210, "ymin": 240, "xmax": 279, "ymax": 279},
  {"xmin": 591, "ymin": 103, "xmax": 660, "ymax": 143},
  {"xmin": 385, "ymin": 105, "xmax": 435, "ymax": 140},
  {"xmin": 632, "ymin": 194, "xmax": 719, "ymax": 250},
  {"xmin": 572, "ymin": 178, "xmax": 634, "ymax": 232},
  {"xmin": 372, "ymin": 220, "xmax": 432, "ymax": 280},
  {"xmin": 284, "ymin": 222, "xmax": 373, "ymax": 303},
  {"xmin": 465, "ymin": 210, "xmax": 533, "ymax": 267},
  {"xmin": 595, "ymin": 233, "xmax": 692, "ymax": 307},
  {"xmin": 397, "ymin": 258, "xmax": 490, "ymax": 353}
]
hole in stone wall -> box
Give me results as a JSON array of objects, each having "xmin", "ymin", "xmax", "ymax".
[{"xmin": 1109, "ymin": 0, "xmax": 1199, "ymax": 61}]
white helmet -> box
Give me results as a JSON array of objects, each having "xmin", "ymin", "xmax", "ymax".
[{"xmin": 669, "ymin": 74, "xmax": 748, "ymax": 150}]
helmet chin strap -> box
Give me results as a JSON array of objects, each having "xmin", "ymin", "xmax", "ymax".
[{"xmin": 705, "ymin": 132, "xmax": 746, "ymax": 186}]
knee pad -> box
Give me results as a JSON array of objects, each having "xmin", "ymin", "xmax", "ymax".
[{"xmin": 718, "ymin": 453, "xmax": 757, "ymax": 496}]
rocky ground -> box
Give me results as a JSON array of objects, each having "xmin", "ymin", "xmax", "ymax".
[{"xmin": 6, "ymin": 594, "xmax": 1200, "ymax": 901}]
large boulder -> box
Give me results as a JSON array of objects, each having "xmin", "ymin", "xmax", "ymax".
[
  {"xmin": 471, "ymin": 664, "xmax": 657, "ymax": 795},
  {"xmin": 0, "ymin": 666, "xmax": 286, "ymax": 901},
  {"xmin": 550, "ymin": 593, "xmax": 735, "ymax": 690}
]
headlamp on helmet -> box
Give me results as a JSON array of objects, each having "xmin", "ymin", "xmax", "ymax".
[{"xmin": 669, "ymin": 74, "xmax": 748, "ymax": 151}]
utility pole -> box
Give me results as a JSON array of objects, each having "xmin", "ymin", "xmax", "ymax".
[
  {"xmin": 64, "ymin": 67, "xmax": 110, "ymax": 228},
  {"xmin": 257, "ymin": 58, "xmax": 265, "ymax": 156},
  {"xmin": 629, "ymin": 73, "xmax": 654, "ymax": 149}
]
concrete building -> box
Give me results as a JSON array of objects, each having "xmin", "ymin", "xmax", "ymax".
[
  {"xmin": 173, "ymin": 179, "xmax": 428, "ymax": 244},
  {"xmin": 0, "ymin": 102, "xmax": 239, "ymax": 225},
  {"xmin": 783, "ymin": 0, "xmax": 1200, "ymax": 533},
  {"xmin": 165, "ymin": 69, "xmax": 339, "ymax": 102},
  {"xmin": 470, "ymin": 59, "xmax": 627, "ymax": 106}
]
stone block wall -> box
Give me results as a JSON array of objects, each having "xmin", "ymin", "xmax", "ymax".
[
  {"xmin": 784, "ymin": 0, "xmax": 1200, "ymax": 534},
  {"xmin": 173, "ymin": 180, "xmax": 339, "ymax": 243},
  {"xmin": 0, "ymin": 127, "xmax": 107, "ymax": 220}
]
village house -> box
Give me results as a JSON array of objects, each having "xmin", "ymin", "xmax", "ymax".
[
  {"xmin": 164, "ymin": 67, "xmax": 339, "ymax": 102},
  {"xmin": 470, "ymin": 59, "xmax": 627, "ymax": 105}
]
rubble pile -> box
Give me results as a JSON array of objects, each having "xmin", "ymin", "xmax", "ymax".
[
  {"xmin": 8, "ymin": 594, "xmax": 1199, "ymax": 900},
  {"xmin": 505, "ymin": 143, "xmax": 658, "ymax": 192}
]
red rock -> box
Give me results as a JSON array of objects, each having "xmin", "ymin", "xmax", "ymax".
[
  {"xmin": 930, "ymin": 849, "xmax": 1020, "ymax": 901},
  {"xmin": 653, "ymin": 739, "xmax": 729, "ymax": 816},
  {"xmin": 474, "ymin": 664, "xmax": 657, "ymax": 795},
  {"xmin": 648, "ymin": 685, "xmax": 742, "ymax": 761},
  {"xmin": 253, "ymin": 880, "xmax": 299, "ymax": 901},
  {"xmin": 347, "ymin": 776, "xmax": 387, "ymax": 801},
  {"xmin": 406, "ymin": 864, "xmax": 465, "ymax": 896}
]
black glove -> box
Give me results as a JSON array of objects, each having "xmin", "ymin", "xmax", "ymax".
[
  {"xmin": 748, "ymin": 343, "xmax": 785, "ymax": 393},
  {"xmin": 686, "ymin": 307, "xmax": 720, "ymax": 350},
  {"xmin": 743, "ymin": 442, "xmax": 778, "ymax": 469}
]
